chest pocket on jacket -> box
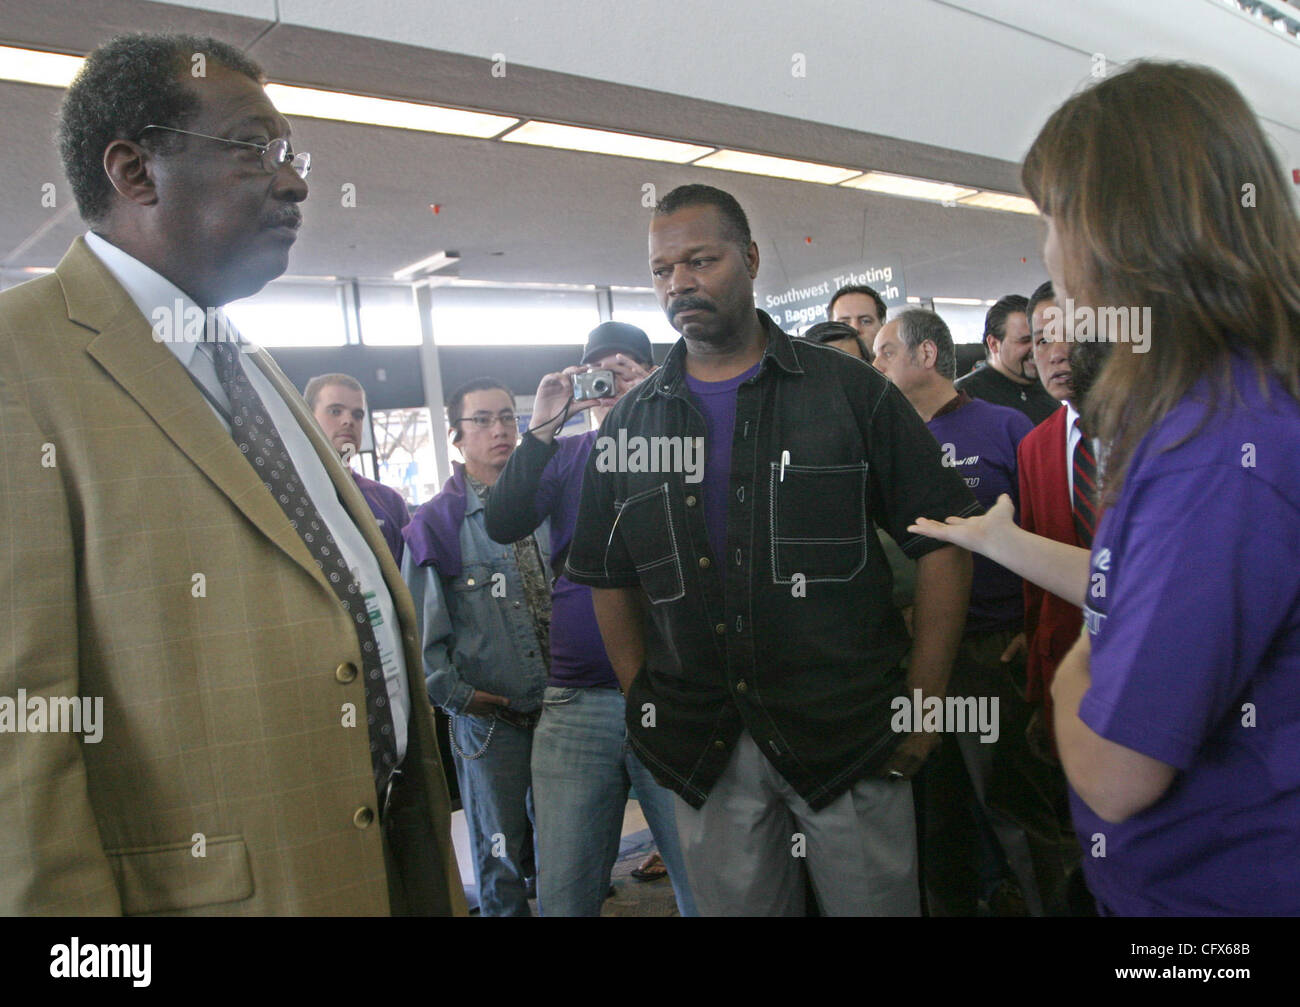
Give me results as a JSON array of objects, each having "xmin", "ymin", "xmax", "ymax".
[
  {"xmin": 615, "ymin": 483, "xmax": 685, "ymax": 604},
  {"xmin": 768, "ymin": 463, "xmax": 869, "ymax": 583},
  {"xmin": 450, "ymin": 562, "xmax": 498, "ymax": 595}
]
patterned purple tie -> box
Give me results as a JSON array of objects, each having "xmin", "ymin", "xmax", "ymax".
[{"xmin": 208, "ymin": 342, "xmax": 398, "ymax": 801}]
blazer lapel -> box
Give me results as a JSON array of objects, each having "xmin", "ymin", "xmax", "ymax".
[
  {"xmin": 64, "ymin": 240, "xmax": 335, "ymax": 599},
  {"xmin": 246, "ymin": 347, "xmax": 422, "ymax": 653}
]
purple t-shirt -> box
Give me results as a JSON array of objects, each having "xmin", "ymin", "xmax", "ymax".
[
  {"xmin": 1071, "ymin": 355, "xmax": 1300, "ymax": 915},
  {"xmin": 530, "ymin": 431, "xmax": 620, "ymax": 689},
  {"xmin": 926, "ymin": 394, "xmax": 1034, "ymax": 632},
  {"xmin": 684, "ymin": 362, "xmax": 762, "ymax": 563},
  {"xmin": 354, "ymin": 472, "xmax": 410, "ymax": 567}
]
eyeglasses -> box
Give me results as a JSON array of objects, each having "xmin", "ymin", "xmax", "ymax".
[
  {"xmin": 138, "ymin": 124, "xmax": 311, "ymax": 179},
  {"xmin": 455, "ymin": 410, "xmax": 518, "ymax": 430}
]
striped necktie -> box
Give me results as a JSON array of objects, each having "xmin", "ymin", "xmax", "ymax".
[{"xmin": 1072, "ymin": 418, "xmax": 1100, "ymax": 548}]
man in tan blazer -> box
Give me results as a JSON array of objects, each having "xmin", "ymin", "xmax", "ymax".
[{"xmin": 0, "ymin": 32, "xmax": 465, "ymax": 915}]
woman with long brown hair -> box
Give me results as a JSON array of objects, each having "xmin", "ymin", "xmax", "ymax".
[{"xmin": 911, "ymin": 60, "xmax": 1300, "ymax": 915}]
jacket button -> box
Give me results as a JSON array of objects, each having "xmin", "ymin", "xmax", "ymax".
[
  {"xmin": 685, "ymin": 495, "xmax": 698, "ymax": 507},
  {"xmin": 335, "ymin": 662, "xmax": 358, "ymax": 684},
  {"xmin": 513, "ymin": 601, "xmax": 521, "ymax": 608},
  {"xmin": 736, "ymin": 679, "xmax": 748, "ymax": 693},
  {"xmin": 715, "ymin": 623, "xmax": 725, "ymax": 635},
  {"xmin": 698, "ymin": 556, "xmax": 711, "ymax": 569},
  {"xmin": 713, "ymin": 739, "xmax": 727, "ymax": 751},
  {"xmin": 466, "ymin": 577, "xmax": 476, "ymax": 587},
  {"xmin": 353, "ymin": 806, "xmax": 375, "ymax": 828}
]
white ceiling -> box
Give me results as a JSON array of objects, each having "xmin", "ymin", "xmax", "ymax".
[{"xmin": 2, "ymin": 0, "xmax": 1297, "ymax": 303}]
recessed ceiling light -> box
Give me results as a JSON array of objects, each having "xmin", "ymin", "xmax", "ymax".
[
  {"xmin": 0, "ymin": 45, "xmax": 82, "ymax": 87},
  {"xmin": 957, "ymin": 191, "xmax": 1040, "ymax": 215},
  {"xmin": 841, "ymin": 171, "xmax": 977, "ymax": 203},
  {"xmin": 693, "ymin": 150, "xmax": 862, "ymax": 185},
  {"xmin": 264, "ymin": 84, "xmax": 517, "ymax": 138},
  {"xmin": 501, "ymin": 121, "xmax": 713, "ymax": 163},
  {"xmin": 393, "ymin": 250, "xmax": 460, "ymax": 281}
]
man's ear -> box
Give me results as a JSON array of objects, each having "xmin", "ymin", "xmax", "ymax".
[
  {"xmin": 103, "ymin": 139, "xmax": 159, "ymax": 208},
  {"xmin": 984, "ymin": 332, "xmax": 1000, "ymax": 358},
  {"xmin": 745, "ymin": 241, "xmax": 760, "ymax": 279}
]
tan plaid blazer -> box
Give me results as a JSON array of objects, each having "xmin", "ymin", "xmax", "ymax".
[{"xmin": 0, "ymin": 238, "xmax": 466, "ymax": 916}]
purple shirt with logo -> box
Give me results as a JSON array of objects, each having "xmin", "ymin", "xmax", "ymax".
[
  {"xmin": 684, "ymin": 363, "xmax": 761, "ymax": 563},
  {"xmin": 354, "ymin": 472, "xmax": 410, "ymax": 567},
  {"xmin": 926, "ymin": 393, "xmax": 1034, "ymax": 632},
  {"xmin": 1072, "ymin": 355, "xmax": 1300, "ymax": 915}
]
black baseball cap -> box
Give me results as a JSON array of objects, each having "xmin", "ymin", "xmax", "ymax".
[{"xmin": 581, "ymin": 321, "xmax": 653, "ymax": 366}]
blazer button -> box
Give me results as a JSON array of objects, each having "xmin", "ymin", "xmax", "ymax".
[
  {"xmin": 685, "ymin": 495, "xmax": 698, "ymax": 507},
  {"xmin": 466, "ymin": 577, "xmax": 476, "ymax": 587},
  {"xmin": 736, "ymin": 679, "xmax": 748, "ymax": 693},
  {"xmin": 715, "ymin": 623, "xmax": 725, "ymax": 635},
  {"xmin": 713, "ymin": 739, "xmax": 727, "ymax": 751},
  {"xmin": 698, "ymin": 556, "xmax": 711, "ymax": 569},
  {"xmin": 335, "ymin": 662, "xmax": 358, "ymax": 684},
  {"xmin": 353, "ymin": 806, "xmax": 375, "ymax": 829}
]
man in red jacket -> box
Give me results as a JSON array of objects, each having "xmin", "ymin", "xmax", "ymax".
[{"xmin": 1017, "ymin": 281, "xmax": 1076, "ymax": 747}]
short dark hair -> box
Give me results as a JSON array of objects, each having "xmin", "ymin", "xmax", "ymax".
[
  {"xmin": 803, "ymin": 320, "xmax": 871, "ymax": 360},
  {"xmin": 827, "ymin": 284, "xmax": 888, "ymax": 325},
  {"xmin": 654, "ymin": 184, "xmax": 752, "ymax": 250},
  {"xmin": 59, "ymin": 33, "xmax": 264, "ymax": 224},
  {"xmin": 304, "ymin": 373, "xmax": 365, "ymax": 410},
  {"xmin": 1026, "ymin": 281, "xmax": 1056, "ymax": 324},
  {"xmin": 897, "ymin": 309, "xmax": 956, "ymax": 380},
  {"xmin": 983, "ymin": 294, "xmax": 1029, "ymax": 344},
  {"xmin": 446, "ymin": 377, "xmax": 514, "ymax": 442}
]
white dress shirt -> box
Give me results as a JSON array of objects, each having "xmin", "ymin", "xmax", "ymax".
[{"xmin": 84, "ymin": 231, "xmax": 410, "ymax": 761}]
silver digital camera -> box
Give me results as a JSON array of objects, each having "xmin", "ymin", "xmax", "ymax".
[{"xmin": 572, "ymin": 368, "xmax": 615, "ymax": 401}]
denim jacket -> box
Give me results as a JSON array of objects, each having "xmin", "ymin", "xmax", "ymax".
[
  {"xmin": 403, "ymin": 471, "xmax": 551, "ymax": 716},
  {"xmin": 565, "ymin": 311, "xmax": 979, "ymax": 810}
]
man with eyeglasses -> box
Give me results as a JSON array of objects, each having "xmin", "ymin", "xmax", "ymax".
[
  {"xmin": 0, "ymin": 33, "xmax": 464, "ymax": 916},
  {"xmin": 404, "ymin": 378, "xmax": 551, "ymax": 915}
]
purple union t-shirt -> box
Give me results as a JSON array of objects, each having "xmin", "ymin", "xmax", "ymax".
[
  {"xmin": 684, "ymin": 362, "xmax": 761, "ymax": 563},
  {"xmin": 1071, "ymin": 354, "xmax": 1300, "ymax": 915}
]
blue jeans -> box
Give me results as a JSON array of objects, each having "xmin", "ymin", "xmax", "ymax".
[
  {"xmin": 531, "ymin": 686, "xmax": 697, "ymax": 916},
  {"xmin": 450, "ymin": 713, "xmax": 535, "ymax": 917}
]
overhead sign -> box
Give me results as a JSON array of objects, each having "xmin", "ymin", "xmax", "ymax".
[{"xmin": 758, "ymin": 262, "xmax": 907, "ymax": 332}]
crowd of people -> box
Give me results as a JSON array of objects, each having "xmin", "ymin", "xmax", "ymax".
[{"xmin": 2, "ymin": 30, "xmax": 1297, "ymax": 917}]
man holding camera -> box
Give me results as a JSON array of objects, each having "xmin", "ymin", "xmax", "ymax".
[{"xmin": 484, "ymin": 323, "xmax": 696, "ymax": 916}]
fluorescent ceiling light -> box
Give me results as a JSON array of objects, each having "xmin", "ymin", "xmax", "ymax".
[
  {"xmin": 906, "ymin": 297, "xmax": 921, "ymax": 304},
  {"xmin": 693, "ymin": 150, "xmax": 862, "ymax": 185},
  {"xmin": 841, "ymin": 171, "xmax": 977, "ymax": 203},
  {"xmin": 393, "ymin": 250, "xmax": 460, "ymax": 281},
  {"xmin": 501, "ymin": 121, "xmax": 713, "ymax": 163},
  {"xmin": 958, "ymin": 191, "xmax": 1040, "ymax": 215},
  {"xmin": 447, "ymin": 278, "xmax": 598, "ymax": 292},
  {"xmin": 0, "ymin": 45, "xmax": 82, "ymax": 87},
  {"xmin": 933, "ymin": 297, "xmax": 986, "ymax": 306},
  {"xmin": 264, "ymin": 84, "xmax": 516, "ymax": 138}
]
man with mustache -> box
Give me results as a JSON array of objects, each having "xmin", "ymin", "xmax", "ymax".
[
  {"xmin": 956, "ymin": 295, "xmax": 1060, "ymax": 425},
  {"xmin": 0, "ymin": 33, "xmax": 463, "ymax": 915},
  {"xmin": 565, "ymin": 184, "xmax": 977, "ymax": 915}
]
